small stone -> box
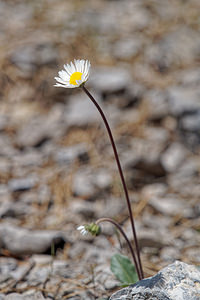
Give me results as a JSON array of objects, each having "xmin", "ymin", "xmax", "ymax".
[
  {"xmin": 0, "ymin": 223, "xmax": 65, "ymax": 255},
  {"xmin": 8, "ymin": 176, "xmax": 38, "ymax": 192},
  {"xmin": 125, "ymin": 82, "xmax": 145, "ymax": 107},
  {"xmin": 0, "ymin": 257, "xmax": 17, "ymax": 275},
  {"xmin": 113, "ymin": 37, "xmax": 144, "ymax": 60},
  {"xmin": 0, "ymin": 114, "xmax": 9, "ymax": 131},
  {"xmin": 180, "ymin": 111, "xmax": 200, "ymax": 132},
  {"xmin": 128, "ymin": 5, "xmax": 151, "ymax": 30},
  {"xmin": 149, "ymin": 195, "xmax": 189, "ymax": 217},
  {"xmin": 0, "ymin": 134, "xmax": 17, "ymax": 157},
  {"xmin": 17, "ymin": 105, "xmax": 66, "ymax": 148},
  {"xmin": 97, "ymin": 197, "xmax": 125, "ymax": 219},
  {"xmin": 126, "ymin": 138, "xmax": 166, "ymax": 178},
  {"xmin": 73, "ymin": 167, "xmax": 112, "ymax": 199},
  {"xmin": 4, "ymin": 294, "xmax": 23, "ymax": 300},
  {"xmin": 89, "ymin": 67, "xmax": 131, "ymax": 95},
  {"xmin": 141, "ymin": 183, "xmax": 168, "ymax": 199},
  {"xmin": 65, "ymin": 93, "xmax": 101, "ymax": 128},
  {"xmin": 70, "ymin": 200, "xmax": 96, "ymax": 218},
  {"xmin": 144, "ymin": 127, "xmax": 169, "ymax": 145},
  {"xmin": 145, "ymin": 26, "xmax": 200, "ymax": 71},
  {"xmin": 167, "ymin": 86, "xmax": 200, "ymax": 117},
  {"xmin": 138, "ymin": 228, "xmax": 167, "ymax": 249},
  {"xmin": 10, "ymin": 43, "xmax": 58, "ymax": 75},
  {"xmin": 12, "ymin": 151, "xmax": 44, "ymax": 168},
  {"xmin": 0, "ymin": 184, "xmax": 11, "ymax": 202},
  {"xmin": 23, "ymin": 291, "xmax": 45, "ymax": 300},
  {"xmin": 161, "ymin": 143, "xmax": 187, "ymax": 173},
  {"xmin": 73, "ymin": 169, "xmax": 96, "ymax": 198},
  {"xmin": 10, "ymin": 262, "xmax": 33, "ymax": 281},
  {"xmin": 144, "ymin": 89, "xmax": 169, "ymax": 120},
  {"xmin": 26, "ymin": 266, "xmax": 50, "ymax": 285},
  {"xmin": 17, "ymin": 118, "xmax": 49, "ymax": 148},
  {"xmin": 184, "ymin": 247, "xmax": 200, "ymax": 263},
  {"xmin": 0, "ymin": 201, "xmax": 33, "ymax": 218},
  {"xmin": 175, "ymin": 157, "xmax": 199, "ymax": 178},
  {"xmin": 152, "ymin": 1, "xmax": 180, "ymax": 21},
  {"xmin": 0, "ymin": 158, "xmax": 11, "ymax": 175},
  {"xmin": 31, "ymin": 254, "xmax": 52, "ymax": 266},
  {"xmin": 179, "ymin": 68, "xmax": 200, "ymax": 87},
  {"xmin": 160, "ymin": 247, "xmax": 181, "ymax": 263},
  {"xmin": 52, "ymin": 260, "xmax": 69, "ymax": 277},
  {"xmin": 68, "ymin": 241, "xmax": 89, "ymax": 259},
  {"xmin": 54, "ymin": 143, "xmax": 89, "ymax": 165},
  {"xmin": 94, "ymin": 169, "xmax": 112, "ymax": 189},
  {"xmin": 105, "ymin": 279, "xmax": 119, "ymax": 290},
  {"xmin": 142, "ymin": 213, "xmax": 171, "ymax": 230}
]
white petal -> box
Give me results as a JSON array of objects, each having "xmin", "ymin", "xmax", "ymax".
[
  {"xmin": 77, "ymin": 225, "xmax": 84, "ymax": 230},
  {"xmin": 58, "ymin": 70, "xmax": 69, "ymax": 81},
  {"xmin": 84, "ymin": 60, "xmax": 90, "ymax": 78},
  {"xmin": 82, "ymin": 60, "xmax": 86, "ymax": 76},
  {"xmin": 54, "ymin": 76, "xmax": 66, "ymax": 85},
  {"xmin": 64, "ymin": 64, "xmax": 72, "ymax": 76},
  {"xmin": 65, "ymin": 63, "xmax": 74, "ymax": 74},
  {"xmin": 54, "ymin": 83, "xmax": 67, "ymax": 88},
  {"xmin": 80, "ymin": 60, "xmax": 85, "ymax": 73},
  {"xmin": 70, "ymin": 61, "xmax": 76, "ymax": 73},
  {"xmin": 85, "ymin": 60, "xmax": 91, "ymax": 74},
  {"xmin": 74, "ymin": 59, "xmax": 80, "ymax": 71},
  {"xmin": 68, "ymin": 84, "xmax": 77, "ymax": 88},
  {"xmin": 79, "ymin": 60, "xmax": 83, "ymax": 73},
  {"xmin": 76, "ymin": 80, "xmax": 82, "ymax": 86}
]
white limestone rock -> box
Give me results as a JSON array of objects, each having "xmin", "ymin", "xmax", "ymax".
[{"xmin": 110, "ymin": 261, "xmax": 200, "ymax": 300}]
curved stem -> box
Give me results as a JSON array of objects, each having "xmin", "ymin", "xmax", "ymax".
[
  {"xmin": 96, "ymin": 217, "xmax": 141, "ymax": 280},
  {"xmin": 82, "ymin": 86, "xmax": 143, "ymax": 279}
]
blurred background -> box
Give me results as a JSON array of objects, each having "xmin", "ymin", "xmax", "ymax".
[{"xmin": 0, "ymin": 0, "xmax": 200, "ymax": 299}]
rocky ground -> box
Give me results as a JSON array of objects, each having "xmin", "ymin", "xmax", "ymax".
[{"xmin": 0, "ymin": 0, "xmax": 200, "ymax": 299}]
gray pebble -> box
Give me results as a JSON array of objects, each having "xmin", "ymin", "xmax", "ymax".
[
  {"xmin": 161, "ymin": 143, "xmax": 188, "ymax": 173},
  {"xmin": 89, "ymin": 67, "xmax": 131, "ymax": 95},
  {"xmin": 149, "ymin": 195, "xmax": 190, "ymax": 217},
  {"xmin": 65, "ymin": 92, "xmax": 101, "ymax": 127},
  {"xmin": 54, "ymin": 143, "xmax": 89, "ymax": 165},
  {"xmin": 4, "ymin": 294, "xmax": 23, "ymax": 300},
  {"xmin": 8, "ymin": 176, "xmax": 37, "ymax": 192},
  {"xmin": 145, "ymin": 26, "xmax": 200, "ymax": 71},
  {"xmin": 10, "ymin": 43, "xmax": 58, "ymax": 75},
  {"xmin": 0, "ymin": 223, "xmax": 65, "ymax": 255},
  {"xmin": 167, "ymin": 86, "xmax": 200, "ymax": 117},
  {"xmin": 180, "ymin": 111, "xmax": 200, "ymax": 132},
  {"xmin": 113, "ymin": 37, "xmax": 144, "ymax": 60}
]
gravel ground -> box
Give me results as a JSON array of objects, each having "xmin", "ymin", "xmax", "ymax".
[{"xmin": 0, "ymin": 0, "xmax": 200, "ymax": 299}]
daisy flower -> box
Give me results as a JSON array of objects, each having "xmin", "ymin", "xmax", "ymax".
[
  {"xmin": 77, "ymin": 223, "xmax": 101, "ymax": 236},
  {"xmin": 54, "ymin": 59, "xmax": 91, "ymax": 88}
]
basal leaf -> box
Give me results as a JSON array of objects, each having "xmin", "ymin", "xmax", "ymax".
[{"xmin": 110, "ymin": 253, "xmax": 138, "ymax": 285}]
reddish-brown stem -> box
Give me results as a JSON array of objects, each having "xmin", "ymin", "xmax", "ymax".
[
  {"xmin": 82, "ymin": 85, "xmax": 143, "ymax": 279},
  {"xmin": 96, "ymin": 217, "xmax": 142, "ymax": 280}
]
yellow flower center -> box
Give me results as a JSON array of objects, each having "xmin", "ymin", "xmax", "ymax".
[{"xmin": 69, "ymin": 72, "xmax": 83, "ymax": 85}]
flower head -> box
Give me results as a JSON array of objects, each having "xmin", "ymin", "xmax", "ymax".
[
  {"xmin": 54, "ymin": 59, "xmax": 91, "ymax": 88},
  {"xmin": 77, "ymin": 223, "xmax": 101, "ymax": 236}
]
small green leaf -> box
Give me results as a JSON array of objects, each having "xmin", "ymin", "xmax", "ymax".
[{"xmin": 110, "ymin": 253, "xmax": 138, "ymax": 285}]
